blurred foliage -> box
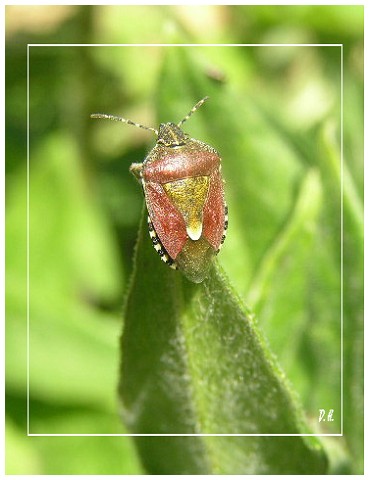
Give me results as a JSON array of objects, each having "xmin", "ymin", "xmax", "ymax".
[{"xmin": 5, "ymin": 4, "xmax": 363, "ymax": 475}]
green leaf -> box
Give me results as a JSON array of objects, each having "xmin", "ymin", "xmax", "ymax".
[
  {"xmin": 118, "ymin": 209, "xmax": 327, "ymax": 474},
  {"xmin": 317, "ymin": 123, "xmax": 364, "ymax": 472},
  {"xmin": 6, "ymin": 420, "xmax": 41, "ymax": 475},
  {"xmin": 116, "ymin": 45, "xmax": 329, "ymax": 474},
  {"xmin": 246, "ymin": 168, "xmax": 342, "ymax": 431}
]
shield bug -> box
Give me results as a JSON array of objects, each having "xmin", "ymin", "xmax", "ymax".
[{"xmin": 91, "ymin": 97, "xmax": 228, "ymax": 283}]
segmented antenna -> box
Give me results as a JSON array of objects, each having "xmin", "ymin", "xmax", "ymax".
[
  {"xmin": 177, "ymin": 96, "xmax": 209, "ymax": 127},
  {"xmin": 90, "ymin": 113, "xmax": 158, "ymax": 135}
]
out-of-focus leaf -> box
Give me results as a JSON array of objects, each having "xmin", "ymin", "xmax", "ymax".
[
  {"xmin": 246, "ymin": 168, "xmax": 337, "ymax": 410},
  {"xmin": 6, "ymin": 415, "xmax": 143, "ymax": 475},
  {"xmin": 246, "ymin": 166, "xmax": 342, "ymax": 430},
  {"xmin": 317, "ymin": 124, "xmax": 364, "ymax": 472},
  {"xmin": 6, "ymin": 420, "xmax": 41, "ymax": 475},
  {"xmin": 6, "ymin": 132, "xmax": 124, "ymax": 422},
  {"xmin": 28, "ymin": 133, "xmax": 123, "ymax": 300}
]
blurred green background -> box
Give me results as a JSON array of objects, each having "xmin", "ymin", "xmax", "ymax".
[{"xmin": 5, "ymin": 5, "xmax": 363, "ymax": 475}]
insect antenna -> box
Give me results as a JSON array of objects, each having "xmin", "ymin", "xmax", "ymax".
[
  {"xmin": 90, "ymin": 113, "xmax": 158, "ymax": 135},
  {"xmin": 177, "ymin": 96, "xmax": 209, "ymax": 127}
]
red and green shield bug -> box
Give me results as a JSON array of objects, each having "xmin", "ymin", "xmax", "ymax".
[{"xmin": 91, "ymin": 97, "xmax": 228, "ymax": 283}]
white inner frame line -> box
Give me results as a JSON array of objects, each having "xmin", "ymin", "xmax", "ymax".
[{"xmin": 27, "ymin": 43, "xmax": 344, "ymax": 437}]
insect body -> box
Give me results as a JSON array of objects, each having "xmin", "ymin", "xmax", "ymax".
[{"xmin": 91, "ymin": 97, "xmax": 228, "ymax": 283}]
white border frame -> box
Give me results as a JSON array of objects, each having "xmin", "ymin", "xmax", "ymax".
[{"xmin": 27, "ymin": 43, "xmax": 344, "ymax": 438}]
